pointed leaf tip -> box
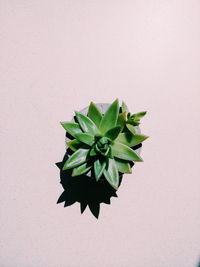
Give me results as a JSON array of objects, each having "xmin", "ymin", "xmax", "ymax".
[
  {"xmin": 115, "ymin": 158, "xmax": 132, "ymax": 174},
  {"xmin": 60, "ymin": 122, "xmax": 82, "ymax": 138},
  {"xmin": 116, "ymin": 133, "xmax": 149, "ymax": 147},
  {"xmin": 99, "ymin": 99, "xmax": 119, "ymax": 134},
  {"xmin": 62, "ymin": 148, "xmax": 89, "ymax": 170},
  {"xmin": 94, "ymin": 159, "xmax": 106, "ymax": 181},
  {"xmin": 76, "ymin": 112, "xmax": 99, "ymax": 135},
  {"xmin": 112, "ymin": 142, "xmax": 143, "ymax": 162},
  {"xmin": 87, "ymin": 102, "xmax": 102, "ymax": 127},
  {"xmin": 121, "ymin": 101, "xmax": 129, "ymax": 113},
  {"xmin": 132, "ymin": 111, "xmax": 147, "ymax": 119},
  {"xmin": 103, "ymin": 158, "xmax": 119, "ymax": 190}
]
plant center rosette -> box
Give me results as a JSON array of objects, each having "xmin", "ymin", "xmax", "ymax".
[{"xmin": 56, "ymin": 99, "xmax": 148, "ymax": 217}]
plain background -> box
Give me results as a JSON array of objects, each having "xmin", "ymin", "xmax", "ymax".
[{"xmin": 1, "ymin": 1, "xmax": 200, "ymax": 266}]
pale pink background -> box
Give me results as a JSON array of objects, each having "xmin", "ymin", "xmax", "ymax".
[{"xmin": 1, "ymin": 1, "xmax": 200, "ymax": 266}]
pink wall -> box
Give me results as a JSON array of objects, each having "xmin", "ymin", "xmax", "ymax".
[{"xmin": 1, "ymin": 1, "xmax": 200, "ymax": 266}]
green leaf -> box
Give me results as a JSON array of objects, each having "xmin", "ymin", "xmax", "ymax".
[
  {"xmin": 105, "ymin": 126, "xmax": 121, "ymax": 140},
  {"xmin": 75, "ymin": 112, "xmax": 99, "ymax": 135},
  {"xmin": 94, "ymin": 159, "xmax": 106, "ymax": 181},
  {"xmin": 132, "ymin": 111, "xmax": 147, "ymax": 119},
  {"xmin": 117, "ymin": 112, "xmax": 126, "ymax": 130},
  {"xmin": 67, "ymin": 139, "xmax": 82, "ymax": 152},
  {"xmin": 126, "ymin": 123, "xmax": 137, "ymax": 134},
  {"xmin": 60, "ymin": 122, "xmax": 82, "ymax": 138},
  {"xmin": 115, "ymin": 158, "xmax": 132, "ymax": 173},
  {"xmin": 115, "ymin": 132, "xmax": 149, "ymax": 147},
  {"xmin": 128, "ymin": 111, "xmax": 147, "ymax": 126},
  {"xmin": 112, "ymin": 142, "xmax": 143, "ymax": 162},
  {"xmin": 89, "ymin": 147, "xmax": 97, "ymax": 156},
  {"xmin": 62, "ymin": 148, "xmax": 89, "ymax": 170},
  {"xmin": 72, "ymin": 162, "xmax": 92, "ymax": 176},
  {"xmin": 74, "ymin": 133, "xmax": 94, "ymax": 146},
  {"xmin": 108, "ymin": 147, "xmax": 114, "ymax": 158},
  {"xmin": 103, "ymin": 158, "xmax": 119, "ymax": 189},
  {"xmin": 87, "ymin": 102, "xmax": 102, "ymax": 127},
  {"xmin": 99, "ymin": 99, "xmax": 119, "ymax": 134},
  {"xmin": 121, "ymin": 101, "xmax": 129, "ymax": 113}
]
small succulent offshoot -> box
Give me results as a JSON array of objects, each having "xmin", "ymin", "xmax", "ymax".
[
  {"xmin": 60, "ymin": 99, "xmax": 148, "ymax": 190},
  {"xmin": 120, "ymin": 101, "xmax": 147, "ymax": 135}
]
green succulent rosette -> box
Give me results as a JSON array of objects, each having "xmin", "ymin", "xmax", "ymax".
[{"xmin": 60, "ymin": 99, "xmax": 148, "ymax": 190}]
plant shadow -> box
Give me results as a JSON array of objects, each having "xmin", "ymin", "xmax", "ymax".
[
  {"xmin": 56, "ymin": 143, "xmax": 142, "ymax": 219},
  {"xmin": 56, "ymin": 153, "xmax": 121, "ymax": 219}
]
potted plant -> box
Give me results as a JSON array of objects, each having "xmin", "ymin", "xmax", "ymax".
[{"xmin": 56, "ymin": 99, "xmax": 148, "ymax": 218}]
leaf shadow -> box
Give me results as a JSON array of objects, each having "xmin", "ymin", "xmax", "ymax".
[
  {"xmin": 56, "ymin": 140, "xmax": 142, "ymax": 219},
  {"xmin": 56, "ymin": 153, "xmax": 121, "ymax": 219}
]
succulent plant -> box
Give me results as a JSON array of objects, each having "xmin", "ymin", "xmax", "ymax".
[
  {"xmin": 60, "ymin": 99, "xmax": 148, "ymax": 190},
  {"xmin": 119, "ymin": 101, "xmax": 147, "ymax": 135}
]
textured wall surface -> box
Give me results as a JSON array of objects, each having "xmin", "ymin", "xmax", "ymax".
[{"xmin": 1, "ymin": 1, "xmax": 200, "ymax": 266}]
